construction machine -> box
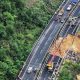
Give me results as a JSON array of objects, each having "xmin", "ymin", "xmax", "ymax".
[{"xmin": 46, "ymin": 55, "xmax": 56, "ymax": 71}]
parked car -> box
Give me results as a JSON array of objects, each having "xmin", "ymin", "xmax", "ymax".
[
  {"xmin": 67, "ymin": 4, "xmax": 72, "ymax": 11},
  {"xmin": 33, "ymin": 67, "xmax": 39, "ymax": 72},
  {"xmin": 27, "ymin": 67, "xmax": 33, "ymax": 73},
  {"xmin": 61, "ymin": 19, "xmax": 64, "ymax": 23}
]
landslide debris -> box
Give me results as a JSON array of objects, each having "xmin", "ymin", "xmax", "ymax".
[{"xmin": 49, "ymin": 33, "xmax": 80, "ymax": 57}]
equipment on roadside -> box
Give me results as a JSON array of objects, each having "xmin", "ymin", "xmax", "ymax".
[{"xmin": 47, "ymin": 61, "xmax": 54, "ymax": 71}]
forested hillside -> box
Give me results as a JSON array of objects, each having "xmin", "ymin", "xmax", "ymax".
[
  {"xmin": 0, "ymin": 0, "xmax": 63, "ymax": 80},
  {"xmin": 59, "ymin": 61, "xmax": 80, "ymax": 80}
]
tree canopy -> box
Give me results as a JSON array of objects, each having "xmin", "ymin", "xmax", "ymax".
[
  {"xmin": 58, "ymin": 61, "xmax": 80, "ymax": 80},
  {"xmin": 0, "ymin": 0, "xmax": 63, "ymax": 80}
]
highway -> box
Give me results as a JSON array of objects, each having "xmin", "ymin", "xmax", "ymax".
[
  {"xmin": 51, "ymin": 12, "xmax": 80, "ymax": 80},
  {"xmin": 36, "ymin": 4, "xmax": 80, "ymax": 80},
  {"xmin": 17, "ymin": 1, "xmax": 67, "ymax": 79},
  {"xmin": 17, "ymin": 0, "xmax": 79, "ymax": 80}
]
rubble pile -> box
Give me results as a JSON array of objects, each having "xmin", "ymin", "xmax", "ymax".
[{"xmin": 49, "ymin": 33, "xmax": 80, "ymax": 57}]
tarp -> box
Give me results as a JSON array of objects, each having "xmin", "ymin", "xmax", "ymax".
[{"xmin": 71, "ymin": 0, "xmax": 78, "ymax": 3}]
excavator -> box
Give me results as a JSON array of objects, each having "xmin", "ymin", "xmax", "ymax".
[
  {"xmin": 47, "ymin": 56, "xmax": 54, "ymax": 71},
  {"xmin": 47, "ymin": 61, "xmax": 54, "ymax": 71},
  {"xmin": 46, "ymin": 54, "xmax": 57, "ymax": 71}
]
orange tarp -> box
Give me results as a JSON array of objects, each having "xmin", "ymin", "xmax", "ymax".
[{"xmin": 49, "ymin": 34, "xmax": 80, "ymax": 58}]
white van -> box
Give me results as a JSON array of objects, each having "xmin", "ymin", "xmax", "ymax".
[{"xmin": 67, "ymin": 4, "xmax": 72, "ymax": 11}]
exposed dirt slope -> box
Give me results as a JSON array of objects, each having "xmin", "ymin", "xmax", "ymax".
[{"xmin": 49, "ymin": 33, "xmax": 80, "ymax": 57}]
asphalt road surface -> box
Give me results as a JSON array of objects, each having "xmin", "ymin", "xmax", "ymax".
[
  {"xmin": 37, "ymin": 5, "xmax": 80, "ymax": 80},
  {"xmin": 18, "ymin": 0, "xmax": 79, "ymax": 80},
  {"xmin": 60, "ymin": 5, "xmax": 80, "ymax": 37}
]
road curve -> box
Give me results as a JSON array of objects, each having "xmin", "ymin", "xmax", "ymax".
[{"xmin": 17, "ymin": 0, "xmax": 79, "ymax": 80}]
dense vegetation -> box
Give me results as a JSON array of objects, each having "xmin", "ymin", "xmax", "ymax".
[
  {"xmin": 0, "ymin": 0, "xmax": 63, "ymax": 80},
  {"xmin": 58, "ymin": 61, "xmax": 80, "ymax": 80}
]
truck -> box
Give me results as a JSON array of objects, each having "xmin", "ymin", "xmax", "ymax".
[
  {"xmin": 47, "ymin": 61, "xmax": 54, "ymax": 71},
  {"xmin": 46, "ymin": 55, "xmax": 56, "ymax": 71},
  {"xmin": 58, "ymin": 8, "xmax": 64, "ymax": 16}
]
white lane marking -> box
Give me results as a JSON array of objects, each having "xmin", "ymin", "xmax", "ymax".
[
  {"xmin": 29, "ymin": 22, "xmax": 55, "ymax": 60},
  {"xmin": 38, "ymin": 22, "xmax": 55, "ymax": 46},
  {"xmin": 21, "ymin": 22, "xmax": 56, "ymax": 80},
  {"xmin": 44, "ymin": 78, "xmax": 46, "ymax": 80},
  {"xmin": 44, "ymin": 22, "xmax": 54, "ymax": 35},
  {"xmin": 39, "ymin": 23, "xmax": 60, "ymax": 55},
  {"xmin": 35, "ymin": 59, "xmax": 38, "ymax": 64}
]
